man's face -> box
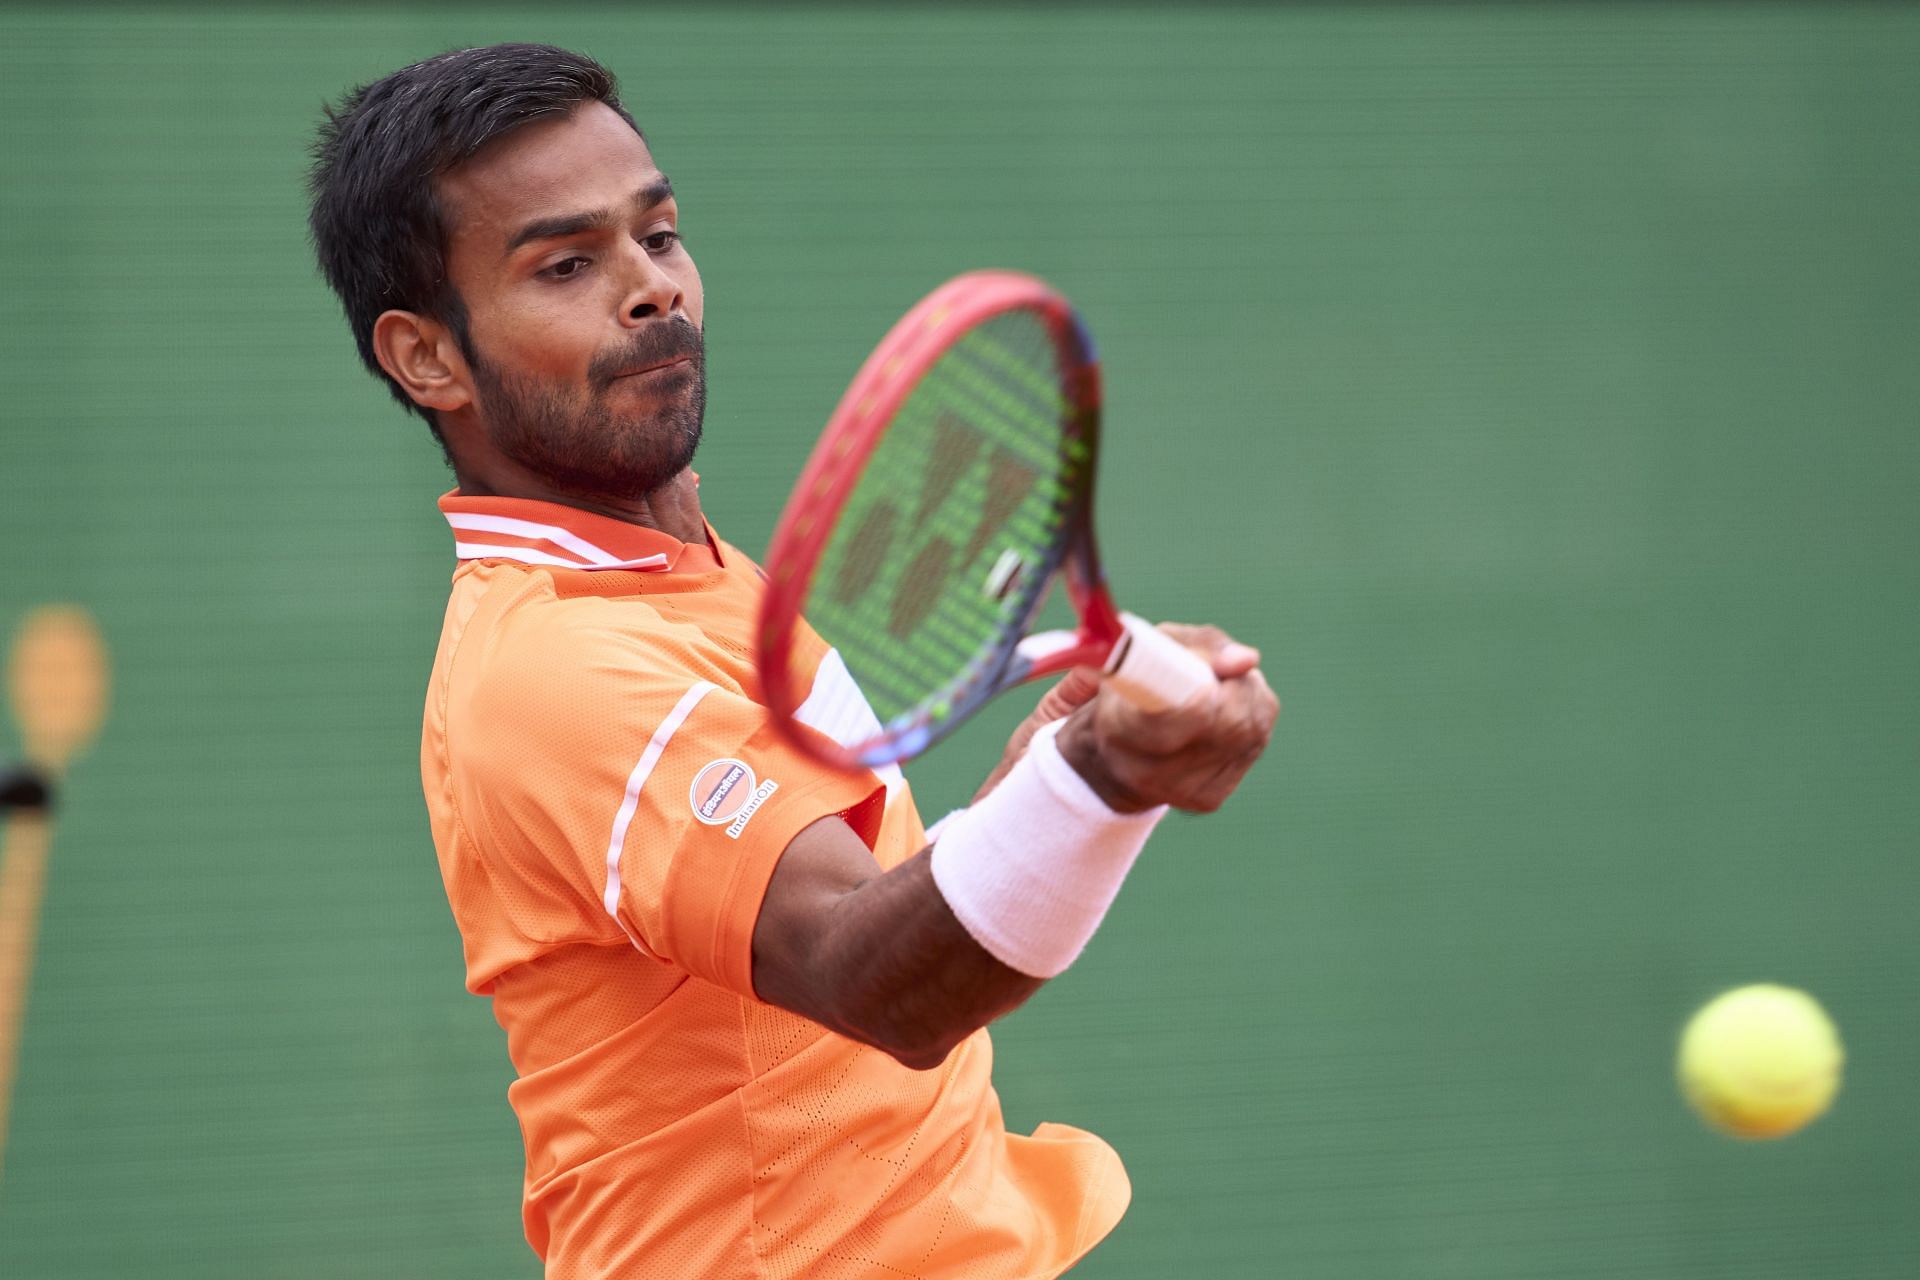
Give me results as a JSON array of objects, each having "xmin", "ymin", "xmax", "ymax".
[{"xmin": 438, "ymin": 102, "xmax": 705, "ymax": 502}]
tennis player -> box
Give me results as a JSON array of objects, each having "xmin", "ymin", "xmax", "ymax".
[{"xmin": 309, "ymin": 44, "xmax": 1275, "ymax": 1279}]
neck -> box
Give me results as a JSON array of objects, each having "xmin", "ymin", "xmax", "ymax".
[{"xmin": 451, "ymin": 460, "xmax": 707, "ymax": 547}]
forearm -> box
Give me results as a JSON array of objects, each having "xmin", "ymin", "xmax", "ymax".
[
  {"xmin": 754, "ymin": 723, "xmax": 1169, "ymax": 1071},
  {"xmin": 804, "ymin": 849, "xmax": 1044, "ymax": 1069},
  {"xmin": 750, "ymin": 810, "xmax": 1045, "ymax": 1069}
]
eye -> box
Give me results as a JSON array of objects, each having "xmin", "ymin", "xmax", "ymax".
[
  {"xmin": 542, "ymin": 256, "xmax": 590, "ymax": 280},
  {"xmin": 641, "ymin": 230, "xmax": 681, "ymax": 254}
]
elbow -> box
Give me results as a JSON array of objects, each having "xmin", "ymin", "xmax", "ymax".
[
  {"xmin": 879, "ymin": 1031, "xmax": 963, "ymax": 1073},
  {"xmin": 821, "ymin": 962, "xmax": 976, "ymax": 1072},
  {"xmin": 847, "ymin": 1015, "xmax": 968, "ymax": 1072}
]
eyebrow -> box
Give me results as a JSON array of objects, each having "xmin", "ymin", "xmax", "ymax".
[{"xmin": 503, "ymin": 176, "xmax": 675, "ymax": 256}]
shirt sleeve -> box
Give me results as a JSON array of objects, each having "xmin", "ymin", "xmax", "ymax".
[
  {"xmin": 452, "ymin": 602, "xmax": 884, "ymax": 998},
  {"xmin": 606, "ymin": 680, "xmax": 885, "ymax": 993}
]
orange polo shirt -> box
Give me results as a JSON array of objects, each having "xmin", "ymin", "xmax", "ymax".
[{"xmin": 419, "ymin": 491, "xmax": 1128, "ymax": 1278}]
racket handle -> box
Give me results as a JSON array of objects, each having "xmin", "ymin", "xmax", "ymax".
[{"xmin": 1103, "ymin": 613, "xmax": 1217, "ymax": 712}]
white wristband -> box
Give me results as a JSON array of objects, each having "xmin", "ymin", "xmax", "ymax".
[
  {"xmin": 929, "ymin": 720, "xmax": 1167, "ymax": 978},
  {"xmin": 923, "ymin": 809, "xmax": 964, "ymax": 843}
]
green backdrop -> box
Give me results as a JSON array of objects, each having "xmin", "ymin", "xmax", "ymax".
[{"xmin": 3, "ymin": 5, "xmax": 1916, "ymax": 1276}]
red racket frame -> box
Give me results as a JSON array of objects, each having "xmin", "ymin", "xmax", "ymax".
[{"xmin": 758, "ymin": 270, "xmax": 1126, "ymax": 770}]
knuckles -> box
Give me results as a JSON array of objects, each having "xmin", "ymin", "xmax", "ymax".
[
  {"xmin": 1082, "ymin": 641, "xmax": 1278, "ymax": 813},
  {"xmin": 1161, "ymin": 621, "xmax": 1231, "ymax": 653},
  {"xmin": 1101, "ymin": 670, "xmax": 1277, "ymax": 763}
]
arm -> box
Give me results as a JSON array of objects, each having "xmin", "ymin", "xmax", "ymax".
[
  {"xmin": 751, "ymin": 625, "xmax": 1278, "ymax": 1070},
  {"xmin": 752, "ymin": 820, "xmax": 1040, "ymax": 1071}
]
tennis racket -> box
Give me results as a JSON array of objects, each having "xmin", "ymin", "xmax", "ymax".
[
  {"xmin": 758, "ymin": 269, "xmax": 1215, "ymax": 771},
  {"xmin": 2, "ymin": 605, "xmax": 108, "ymax": 1182}
]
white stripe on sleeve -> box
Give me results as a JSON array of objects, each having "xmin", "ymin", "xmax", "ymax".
[{"xmin": 602, "ymin": 681, "xmax": 717, "ymax": 953}]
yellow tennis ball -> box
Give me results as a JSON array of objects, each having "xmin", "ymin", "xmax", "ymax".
[{"xmin": 1677, "ymin": 984, "xmax": 1843, "ymax": 1139}]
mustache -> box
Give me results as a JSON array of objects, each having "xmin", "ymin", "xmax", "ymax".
[{"xmin": 588, "ymin": 317, "xmax": 704, "ymax": 389}]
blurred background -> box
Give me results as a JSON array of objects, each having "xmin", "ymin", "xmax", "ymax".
[{"xmin": 2, "ymin": 4, "xmax": 1916, "ymax": 1276}]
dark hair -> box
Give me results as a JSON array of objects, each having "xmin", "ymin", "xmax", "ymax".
[{"xmin": 307, "ymin": 44, "xmax": 641, "ymax": 441}]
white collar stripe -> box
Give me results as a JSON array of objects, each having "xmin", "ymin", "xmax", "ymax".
[
  {"xmin": 444, "ymin": 511, "xmax": 625, "ymax": 566},
  {"xmin": 451, "ymin": 541, "xmax": 669, "ymax": 571}
]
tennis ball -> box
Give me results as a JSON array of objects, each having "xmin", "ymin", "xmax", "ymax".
[{"xmin": 1677, "ymin": 984, "xmax": 1843, "ymax": 1139}]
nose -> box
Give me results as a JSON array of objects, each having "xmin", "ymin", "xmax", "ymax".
[{"xmin": 618, "ymin": 240, "xmax": 683, "ymax": 328}]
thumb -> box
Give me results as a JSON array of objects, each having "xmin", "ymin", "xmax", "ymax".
[
  {"xmin": 1029, "ymin": 666, "xmax": 1102, "ymax": 724},
  {"xmin": 972, "ymin": 667, "xmax": 1105, "ymax": 804},
  {"xmin": 1158, "ymin": 622, "xmax": 1260, "ymax": 680}
]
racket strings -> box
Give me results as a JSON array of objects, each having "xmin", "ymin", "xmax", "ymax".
[{"xmin": 806, "ymin": 309, "xmax": 1083, "ymax": 733}]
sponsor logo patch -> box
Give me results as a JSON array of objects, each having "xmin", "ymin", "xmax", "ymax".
[
  {"xmin": 726, "ymin": 778, "xmax": 778, "ymax": 839},
  {"xmin": 690, "ymin": 758, "xmax": 778, "ymax": 839}
]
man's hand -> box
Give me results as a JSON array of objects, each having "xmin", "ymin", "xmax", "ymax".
[
  {"xmin": 751, "ymin": 623, "xmax": 1274, "ymax": 1070},
  {"xmin": 1054, "ymin": 623, "xmax": 1277, "ymax": 814},
  {"xmin": 972, "ymin": 667, "xmax": 1103, "ymax": 803}
]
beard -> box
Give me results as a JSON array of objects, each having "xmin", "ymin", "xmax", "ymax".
[{"xmin": 468, "ymin": 316, "xmax": 707, "ymax": 503}]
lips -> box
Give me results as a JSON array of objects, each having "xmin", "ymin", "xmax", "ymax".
[
  {"xmin": 616, "ymin": 355, "xmax": 692, "ymax": 379},
  {"xmin": 591, "ymin": 320, "xmax": 704, "ymax": 388}
]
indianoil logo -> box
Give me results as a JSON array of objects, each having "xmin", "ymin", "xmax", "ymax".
[{"xmin": 689, "ymin": 758, "xmax": 779, "ymax": 838}]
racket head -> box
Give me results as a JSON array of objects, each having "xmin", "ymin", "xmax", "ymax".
[{"xmin": 759, "ymin": 271, "xmax": 1123, "ymax": 770}]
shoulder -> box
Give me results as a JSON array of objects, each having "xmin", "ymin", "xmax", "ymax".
[{"xmin": 448, "ymin": 567, "xmax": 726, "ymax": 752}]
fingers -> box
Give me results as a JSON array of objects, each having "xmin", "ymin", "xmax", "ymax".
[
  {"xmin": 1031, "ymin": 666, "xmax": 1102, "ymax": 722},
  {"xmin": 1212, "ymin": 644, "xmax": 1260, "ymax": 679},
  {"xmin": 1182, "ymin": 668, "xmax": 1278, "ymax": 813},
  {"xmin": 989, "ymin": 620, "xmax": 1278, "ymax": 818},
  {"xmin": 974, "ymin": 668, "xmax": 1108, "ymax": 803},
  {"xmin": 1071, "ymin": 621, "xmax": 1278, "ymax": 814},
  {"xmin": 1157, "ymin": 621, "xmax": 1260, "ymax": 680}
]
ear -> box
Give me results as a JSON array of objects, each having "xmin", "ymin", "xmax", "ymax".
[{"xmin": 371, "ymin": 310, "xmax": 474, "ymax": 414}]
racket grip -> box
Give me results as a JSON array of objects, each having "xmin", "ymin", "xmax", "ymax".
[{"xmin": 1103, "ymin": 613, "xmax": 1217, "ymax": 712}]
